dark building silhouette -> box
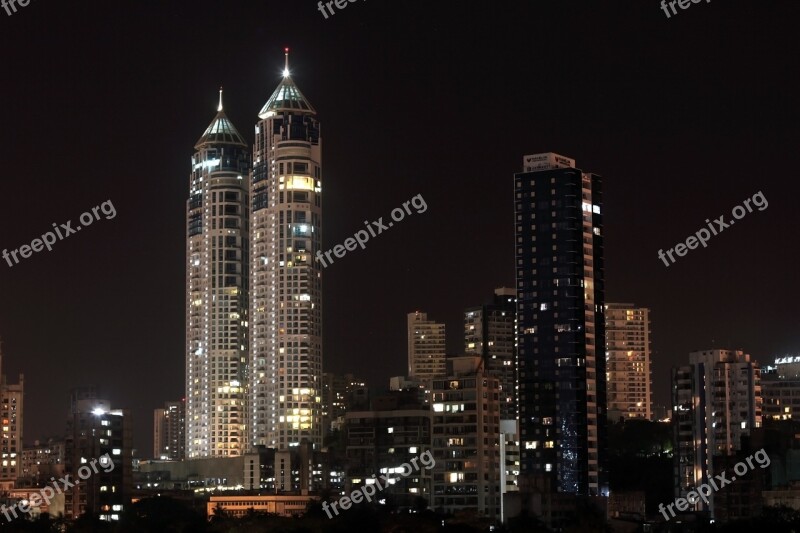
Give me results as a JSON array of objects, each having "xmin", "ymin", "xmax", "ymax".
[
  {"xmin": 514, "ymin": 152, "xmax": 608, "ymax": 497},
  {"xmin": 64, "ymin": 388, "xmax": 132, "ymax": 521}
]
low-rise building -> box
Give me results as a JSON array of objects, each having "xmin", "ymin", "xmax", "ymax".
[
  {"xmin": 20, "ymin": 439, "xmax": 64, "ymax": 486},
  {"xmin": 207, "ymin": 494, "xmax": 318, "ymax": 518}
]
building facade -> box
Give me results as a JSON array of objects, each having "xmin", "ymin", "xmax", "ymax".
[
  {"xmin": 465, "ymin": 288, "xmax": 517, "ymax": 419},
  {"xmin": 345, "ymin": 398, "xmax": 432, "ymax": 508},
  {"xmin": 186, "ymin": 90, "xmax": 250, "ymax": 458},
  {"xmin": 250, "ymin": 51, "xmax": 324, "ymax": 451},
  {"xmin": 153, "ymin": 400, "xmax": 186, "ymax": 460},
  {"xmin": 0, "ymin": 352, "xmax": 22, "ymax": 483},
  {"xmin": 64, "ymin": 389, "xmax": 132, "ymax": 521},
  {"xmin": 499, "ymin": 419, "xmax": 520, "ymax": 521},
  {"xmin": 762, "ymin": 356, "xmax": 800, "ymax": 421},
  {"xmin": 430, "ymin": 356, "xmax": 501, "ymax": 519},
  {"xmin": 514, "ymin": 152, "xmax": 608, "ymax": 496},
  {"xmin": 322, "ymin": 373, "xmax": 366, "ymax": 434},
  {"xmin": 208, "ymin": 494, "xmax": 318, "ymax": 518},
  {"xmin": 605, "ymin": 303, "xmax": 652, "ymax": 420},
  {"xmin": 20, "ymin": 439, "xmax": 64, "ymax": 486},
  {"xmin": 407, "ymin": 311, "xmax": 446, "ymax": 381},
  {"xmin": 672, "ymin": 349, "xmax": 762, "ymax": 518}
]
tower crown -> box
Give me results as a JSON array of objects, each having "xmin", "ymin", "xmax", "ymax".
[
  {"xmin": 195, "ymin": 88, "xmax": 247, "ymax": 149},
  {"xmin": 258, "ymin": 49, "xmax": 316, "ymax": 118}
]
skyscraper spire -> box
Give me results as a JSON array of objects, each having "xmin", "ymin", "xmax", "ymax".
[
  {"xmin": 258, "ymin": 49, "xmax": 315, "ymax": 119},
  {"xmin": 195, "ymin": 89, "xmax": 247, "ymax": 149}
]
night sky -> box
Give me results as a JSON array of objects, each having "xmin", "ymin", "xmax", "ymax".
[{"xmin": 1, "ymin": 0, "xmax": 797, "ymax": 454}]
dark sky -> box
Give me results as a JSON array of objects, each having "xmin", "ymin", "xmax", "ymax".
[{"xmin": 1, "ymin": 0, "xmax": 798, "ymax": 454}]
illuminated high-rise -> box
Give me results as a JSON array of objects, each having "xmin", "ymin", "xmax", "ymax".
[
  {"xmin": 407, "ymin": 311, "xmax": 446, "ymax": 380},
  {"xmin": 154, "ymin": 400, "xmax": 186, "ymax": 461},
  {"xmin": 250, "ymin": 50, "xmax": 323, "ymax": 450},
  {"xmin": 673, "ymin": 349, "xmax": 762, "ymax": 517},
  {"xmin": 185, "ymin": 90, "xmax": 250, "ymax": 458},
  {"xmin": 0, "ymin": 342, "xmax": 23, "ymax": 482},
  {"xmin": 464, "ymin": 288, "xmax": 517, "ymax": 418},
  {"xmin": 605, "ymin": 303, "xmax": 652, "ymax": 420}
]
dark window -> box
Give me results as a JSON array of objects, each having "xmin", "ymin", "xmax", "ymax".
[
  {"xmin": 188, "ymin": 213, "xmax": 202, "ymax": 236},
  {"xmin": 253, "ymin": 192, "xmax": 267, "ymax": 211}
]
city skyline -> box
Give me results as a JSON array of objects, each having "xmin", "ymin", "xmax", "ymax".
[{"xmin": 0, "ymin": 0, "xmax": 797, "ymax": 458}]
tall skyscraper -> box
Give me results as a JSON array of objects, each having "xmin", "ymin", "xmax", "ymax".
[
  {"xmin": 672, "ymin": 349, "xmax": 762, "ymax": 515},
  {"xmin": 185, "ymin": 89, "xmax": 251, "ymax": 458},
  {"xmin": 407, "ymin": 311, "xmax": 446, "ymax": 380},
  {"xmin": 465, "ymin": 288, "xmax": 517, "ymax": 418},
  {"xmin": 153, "ymin": 400, "xmax": 186, "ymax": 460},
  {"xmin": 0, "ymin": 343, "xmax": 22, "ymax": 482},
  {"xmin": 605, "ymin": 303, "xmax": 652, "ymax": 420},
  {"xmin": 250, "ymin": 50, "xmax": 323, "ymax": 450},
  {"xmin": 514, "ymin": 152, "xmax": 608, "ymax": 496}
]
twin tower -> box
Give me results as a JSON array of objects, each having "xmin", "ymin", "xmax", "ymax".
[{"xmin": 185, "ymin": 50, "xmax": 323, "ymax": 459}]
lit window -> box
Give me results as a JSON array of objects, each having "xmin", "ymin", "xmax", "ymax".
[{"xmin": 448, "ymin": 472, "xmax": 464, "ymax": 483}]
